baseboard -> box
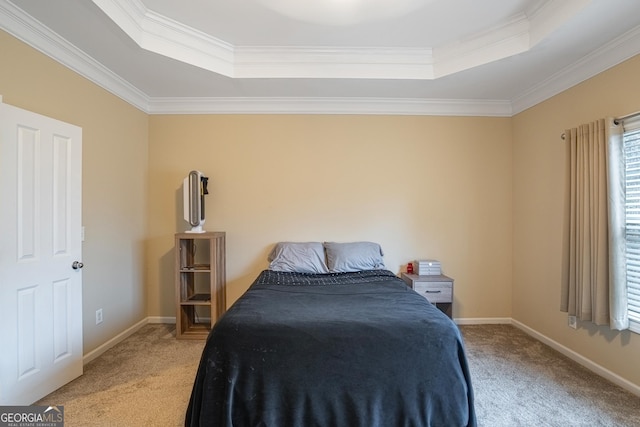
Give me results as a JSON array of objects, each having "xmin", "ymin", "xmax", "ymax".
[
  {"xmin": 455, "ymin": 317, "xmax": 512, "ymax": 325},
  {"xmin": 82, "ymin": 318, "xmax": 148, "ymax": 365},
  {"xmin": 147, "ymin": 316, "xmax": 176, "ymax": 324},
  {"xmin": 82, "ymin": 317, "xmax": 176, "ymax": 365},
  {"xmin": 512, "ymin": 320, "xmax": 640, "ymax": 398}
]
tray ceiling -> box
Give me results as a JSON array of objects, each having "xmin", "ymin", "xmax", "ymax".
[{"xmin": 2, "ymin": 0, "xmax": 640, "ymax": 115}]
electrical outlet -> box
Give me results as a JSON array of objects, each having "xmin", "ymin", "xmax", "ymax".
[
  {"xmin": 568, "ymin": 315, "xmax": 577, "ymax": 329},
  {"xmin": 96, "ymin": 309, "xmax": 103, "ymax": 325}
]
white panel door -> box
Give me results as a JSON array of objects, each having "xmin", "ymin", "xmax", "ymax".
[{"xmin": 0, "ymin": 102, "xmax": 83, "ymax": 405}]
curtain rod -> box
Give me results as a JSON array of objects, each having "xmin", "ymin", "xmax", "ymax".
[
  {"xmin": 560, "ymin": 111, "xmax": 640, "ymax": 140},
  {"xmin": 613, "ymin": 110, "xmax": 640, "ymax": 125}
]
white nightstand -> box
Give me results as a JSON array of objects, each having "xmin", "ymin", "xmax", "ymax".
[{"xmin": 401, "ymin": 273, "xmax": 453, "ymax": 319}]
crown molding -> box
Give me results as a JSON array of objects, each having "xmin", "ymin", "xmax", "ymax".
[
  {"xmin": 90, "ymin": 0, "xmax": 589, "ymax": 81},
  {"xmin": 434, "ymin": 0, "xmax": 590, "ymax": 78},
  {"xmin": 0, "ymin": 0, "xmax": 149, "ymax": 111},
  {"xmin": 94, "ymin": 0, "xmax": 438, "ymax": 79},
  {"xmin": 91, "ymin": 0, "xmax": 235, "ymax": 76},
  {"xmin": 433, "ymin": 14, "xmax": 530, "ymax": 78},
  {"xmin": 511, "ymin": 24, "xmax": 640, "ymax": 115},
  {"xmin": 147, "ymin": 97, "xmax": 513, "ymax": 116},
  {"xmin": 234, "ymin": 46, "xmax": 435, "ymax": 79},
  {"xmin": 527, "ymin": 0, "xmax": 590, "ymax": 46}
]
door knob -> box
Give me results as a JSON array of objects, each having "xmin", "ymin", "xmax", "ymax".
[{"xmin": 72, "ymin": 261, "xmax": 84, "ymax": 270}]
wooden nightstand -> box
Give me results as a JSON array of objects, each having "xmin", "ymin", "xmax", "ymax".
[{"xmin": 401, "ymin": 273, "xmax": 453, "ymax": 319}]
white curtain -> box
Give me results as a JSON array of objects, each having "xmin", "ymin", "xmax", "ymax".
[
  {"xmin": 561, "ymin": 118, "xmax": 628, "ymax": 329},
  {"xmin": 606, "ymin": 118, "xmax": 629, "ymax": 330}
]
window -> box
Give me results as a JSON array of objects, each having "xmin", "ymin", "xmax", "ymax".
[{"xmin": 623, "ymin": 122, "xmax": 640, "ymax": 333}]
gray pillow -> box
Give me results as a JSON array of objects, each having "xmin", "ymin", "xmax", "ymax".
[
  {"xmin": 268, "ymin": 242, "xmax": 329, "ymax": 274},
  {"xmin": 323, "ymin": 241, "xmax": 385, "ymax": 273}
]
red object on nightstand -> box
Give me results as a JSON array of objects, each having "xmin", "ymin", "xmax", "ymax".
[{"xmin": 407, "ymin": 262, "xmax": 414, "ymax": 274}]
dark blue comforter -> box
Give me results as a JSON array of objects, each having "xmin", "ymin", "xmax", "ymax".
[{"xmin": 186, "ymin": 269, "xmax": 476, "ymax": 427}]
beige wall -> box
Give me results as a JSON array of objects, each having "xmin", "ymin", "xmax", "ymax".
[
  {"xmin": 0, "ymin": 31, "xmax": 149, "ymax": 354},
  {"xmin": 147, "ymin": 114, "xmax": 513, "ymax": 318},
  {"xmin": 512, "ymin": 54, "xmax": 640, "ymax": 387}
]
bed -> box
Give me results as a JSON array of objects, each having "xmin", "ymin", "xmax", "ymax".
[{"xmin": 185, "ymin": 242, "xmax": 476, "ymax": 427}]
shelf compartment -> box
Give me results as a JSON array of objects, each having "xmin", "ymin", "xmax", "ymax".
[
  {"xmin": 180, "ymin": 264, "xmax": 211, "ymax": 271},
  {"xmin": 177, "ymin": 305, "xmax": 211, "ymax": 339},
  {"xmin": 181, "ymin": 293, "xmax": 211, "ymax": 304}
]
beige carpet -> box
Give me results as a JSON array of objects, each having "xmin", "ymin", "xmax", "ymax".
[
  {"xmin": 36, "ymin": 324, "xmax": 205, "ymax": 427},
  {"xmin": 37, "ymin": 323, "xmax": 640, "ymax": 426},
  {"xmin": 463, "ymin": 325, "xmax": 640, "ymax": 426}
]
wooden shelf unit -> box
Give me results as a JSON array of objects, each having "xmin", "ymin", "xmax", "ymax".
[{"xmin": 175, "ymin": 232, "xmax": 226, "ymax": 339}]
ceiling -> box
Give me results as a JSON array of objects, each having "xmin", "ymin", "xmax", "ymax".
[{"xmin": 2, "ymin": 0, "xmax": 640, "ymax": 115}]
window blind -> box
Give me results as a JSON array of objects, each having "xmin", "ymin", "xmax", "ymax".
[{"xmin": 624, "ymin": 127, "xmax": 640, "ymax": 333}]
